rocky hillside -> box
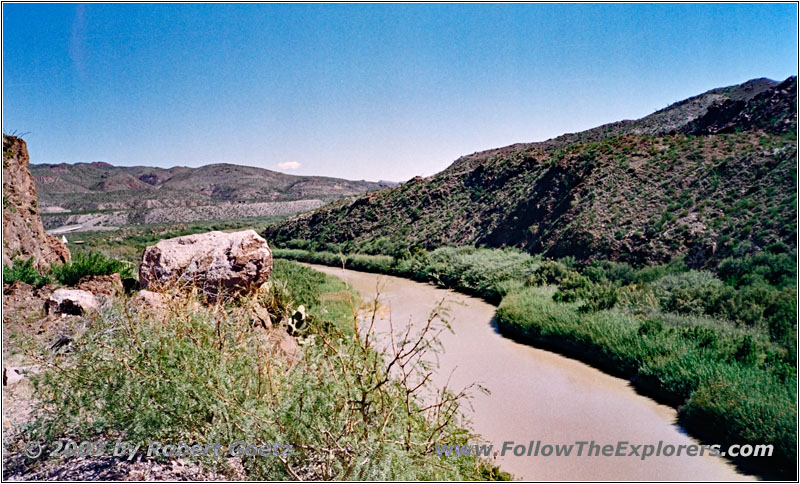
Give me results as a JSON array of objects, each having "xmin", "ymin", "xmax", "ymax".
[
  {"xmin": 29, "ymin": 162, "xmax": 394, "ymax": 231},
  {"xmin": 265, "ymin": 76, "xmax": 797, "ymax": 266},
  {"xmin": 3, "ymin": 135, "xmax": 70, "ymax": 270}
]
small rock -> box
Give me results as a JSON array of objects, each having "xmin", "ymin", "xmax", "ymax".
[
  {"xmin": 253, "ymin": 327, "xmax": 298, "ymax": 361},
  {"xmin": 225, "ymin": 457, "xmax": 247, "ymax": 480},
  {"xmin": 76, "ymin": 273, "xmax": 123, "ymax": 296},
  {"xmin": 3, "ymin": 280, "xmax": 33, "ymax": 297},
  {"xmin": 252, "ymin": 304, "xmax": 272, "ymax": 328},
  {"xmin": 45, "ymin": 289, "xmax": 100, "ymax": 315},
  {"xmin": 276, "ymin": 329, "xmax": 299, "ymax": 358},
  {"xmin": 3, "ymin": 367, "xmax": 23, "ymax": 385},
  {"xmin": 2, "ymin": 365, "xmax": 40, "ymax": 385},
  {"xmin": 135, "ymin": 290, "xmax": 167, "ymax": 310}
]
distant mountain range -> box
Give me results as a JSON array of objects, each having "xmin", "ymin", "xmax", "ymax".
[
  {"xmin": 29, "ymin": 162, "xmax": 394, "ymax": 231},
  {"xmin": 265, "ymin": 76, "xmax": 797, "ymax": 266}
]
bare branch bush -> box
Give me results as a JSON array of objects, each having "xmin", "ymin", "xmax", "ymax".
[{"xmin": 23, "ymin": 262, "xmax": 497, "ymax": 480}]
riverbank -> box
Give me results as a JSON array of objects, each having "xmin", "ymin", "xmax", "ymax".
[
  {"xmin": 275, "ymin": 247, "xmax": 797, "ymax": 479},
  {"xmin": 307, "ymin": 263, "xmax": 749, "ymax": 480}
]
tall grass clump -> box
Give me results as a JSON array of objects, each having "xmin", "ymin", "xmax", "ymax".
[
  {"xmin": 496, "ymin": 285, "xmax": 796, "ymax": 477},
  {"xmin": 49, "ymin": 251, "xmax": 135, "ymax": 285}
]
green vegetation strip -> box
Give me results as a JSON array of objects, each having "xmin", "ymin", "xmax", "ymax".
[{"xmin": 274, "ymin": 246, "xmax": 797, "ymax": 478}]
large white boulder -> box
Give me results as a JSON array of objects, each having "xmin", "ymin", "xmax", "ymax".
[{"xmin": 139, "ymin": 230, "xmax": 273, "ymax": 297}]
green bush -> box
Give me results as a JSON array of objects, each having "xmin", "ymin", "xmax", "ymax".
[
  {"xmin": 579, "ymin": 283, "xmax": 619, "ymax": 313},
  {"xmin": 650, "ymin": 270, "xmax": 724, "ymax": 315},
  {"xmin": 681, "ymin": 367, "xmax": 797, "ymax": 476},
  {"xmin": 552, "ymin": 273, "xmax": 591, "ymax": 303},
  {"xmin": 527, "ymin": 260, "xmax": 574, "ymax": 286},
  {"xmin": 49, "ymin": 252, "xmax": 135, "ymax": 286},
  {"xmin": 274, "ymin": 246, "xmax": 539, "ymax": 303},
  {"xmin": 617, "ymin": 284, "xmax": 659, "ymax": 314},
  {"xmin": 718, "ymin": 252, "xmax": 796, "ymax": 289},
  {"xmin": 2, "ymin": 257, "xmax": 51, "ymax": 287},
  {"xmin": 630, "ymin": 258, "xmax": 688, "ymax": 284},
  {"xmin": 637, "ymin": 317, "xmax": 664, "ymax": 336},
  {"xmin": 423, "ymin": 246, "xmax": 540, "ymax": 301},
  {"xmin": 764, "ymin": 288, "xmax": 797, "ymax": 349}
]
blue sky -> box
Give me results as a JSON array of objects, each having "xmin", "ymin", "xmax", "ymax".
[{"xmin": 2, "ymin": 3, "xmax": 797, "ymax": 181}]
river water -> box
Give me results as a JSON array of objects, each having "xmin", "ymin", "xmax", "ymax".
[{"xmin": 306, "ymin": 264, "xmax": 752, "ymax": 481}]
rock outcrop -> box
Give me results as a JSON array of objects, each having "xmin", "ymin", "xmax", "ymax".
[
  {"xmin": 45, "ymin": 289, "xmax": 100, "ymax": 316},
  {"xmin": 139, "ymin": 230, "xmax": 273, "ymax": 297},
  {"xmin": 75, "ymin": 274, "xmax": 124, "ymax": 297},
  {"xmin": 2, "ymin": 135, "xmax": 70, "ymax": 270}
]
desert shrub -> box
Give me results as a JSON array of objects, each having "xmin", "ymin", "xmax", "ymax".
[
  {"xmin": 424, "ymin": 247, "xmax": 539, "ymax": 301},
  {"xmin": 360, "ymin": 236, "xmax": 400, "ymax": 256},
  {"xmin": 617, "ymin": 285, "xmax": 659, "ymax": 314},
  {"xmin": 764, "ymin": 288, "xmax": 797, "ymax": 349},
  {"xmin": 644, "ymin": 259, "xmax": 796, "ymax": 337},
  {"xmin": 49, "ymin": 251, "xmax": 135, "ymax": 286},
  {"xmin": 679, "ymin": 325, "xmax": 718, "ymax": 349},
  {"xmin": 581, "ymin": 263, "xmax": 608, "ymax": 284},
  {"xmin": 282, "ymin": 238, "xmax": 311, "ymax": 250},
  {"xmin": 650, "ymin": 270, "xmax": 725, "ymax": 315},
  {"xmin": 527, "ymin": 260, "xmax": 574, "ymax": 286},
  {"xmin": 27, "ymin": 261, "xmax": 491, "ymax": 480},
  {"xmin": 726, "ymin": 284, "xmax": 772, "ymax": 327},
  {"xmin": 274, "ymin": 246, "xmax": 538, "ymax": 304},
  {"xmin": 733, "ymin": 334, "xmax": 759, "ymax": 365},
  {"xmin": 493, "ymin": 279, "xmax": 526, "ymax": 298},
  {"xmin": 583, "ymin": 260, "xmax": 636, "ymax": 285},
  {"xmin": 637, "ymin": 317, "xmax": 664, "ymax": 336},
  {"xmin": 578, "ymin": 283, "xmax": 619, "ymax": 313},
  {"xmin": 552, "ymin": 273, "xmax": 591, "ymax": 303},
  {"xmin": 557, "ymin": 255, "xmax": 577, "ymax": 269},
  {"xmin": 631, "ymin": 258, "xmax": 688, "ymax": 283},
  {"xmin": 2, "ymin": 257, "xmax": 52, "ymax": 287},
  {"xmin": 717, "ymin": 251, "xmax": 796, "ymax": 289}
]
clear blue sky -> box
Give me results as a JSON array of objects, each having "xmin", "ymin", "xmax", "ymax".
[{"xmin": 2, "ymin": 3, "xmax": 797, "ymax": 181}]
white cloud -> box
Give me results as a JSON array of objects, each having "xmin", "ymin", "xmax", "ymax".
[{"xmin": 277, "ymin": 161, "xmax": 301, "ymax": 171}]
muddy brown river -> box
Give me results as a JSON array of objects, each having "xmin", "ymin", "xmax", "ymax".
[{"xmin": 307, "ymin": 264, "xmax": 752, "ymax": 481}]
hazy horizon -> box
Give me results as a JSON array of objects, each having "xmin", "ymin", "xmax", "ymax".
[{"xmin": 3, "ymin": 3, "xmax": 797, "ymax": 181}]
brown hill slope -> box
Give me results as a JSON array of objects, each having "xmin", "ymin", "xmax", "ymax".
[
  {"xmin": 30, "ymin": 162, "xmax": 392, "ymax": 213},
  {"xmin": 264, "ymin": 76, "xmax": 797, "ymax": 266},
  {"xmin": 30, "ymin": 162, "xmax": 395, "ymax": 232}
]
